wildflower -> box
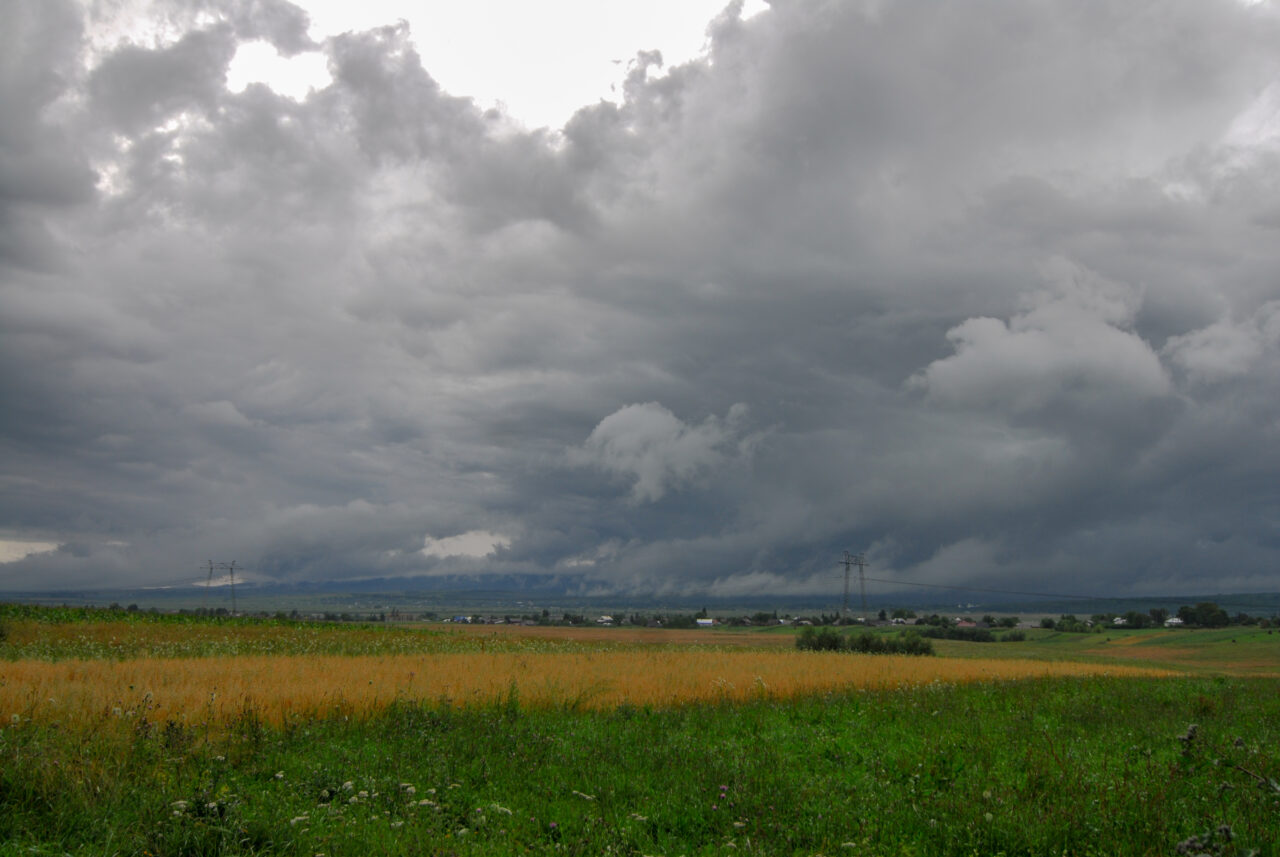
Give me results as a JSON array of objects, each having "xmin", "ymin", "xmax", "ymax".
[
  {"xmin": 341, "ymin": 781, "xmax": 354, "ymax": 791},
  {"xmin": 274, "ymin": 771, "xmax": 285, "ymax": 780},
  {"xmin": 572, "ymin": 790, "xmax": 596, "ymax": 801}
]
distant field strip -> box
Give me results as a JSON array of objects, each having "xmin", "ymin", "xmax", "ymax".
[{"xmin": 1, "ymin": 651, "xmax": 1170, "ymax": 728}]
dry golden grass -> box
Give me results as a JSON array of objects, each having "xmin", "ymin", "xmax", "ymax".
[{"xmin": 1, "ymin": 650, "xmax": 1170, "ymax": 732}]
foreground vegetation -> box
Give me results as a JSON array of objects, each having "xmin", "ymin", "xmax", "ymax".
[
  {"xmin": 3, "ymin": 676, "xmax": 1277, "ymax": 856},
  {"xmin": 1, "ymin": 606, "xmax": 1277, "ymax": 855}
]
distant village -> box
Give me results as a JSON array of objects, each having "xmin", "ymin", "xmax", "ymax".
[{"xmin": 148, "ymin": 600, "xmax": 1273, "ymax": 631}]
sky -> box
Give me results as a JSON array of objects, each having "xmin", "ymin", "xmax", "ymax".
[{"xmin": 2, "ymin": 0, "xmax": 1280, "ymax": 600}]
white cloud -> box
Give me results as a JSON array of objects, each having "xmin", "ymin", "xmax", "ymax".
[
  {"xmin": 0, "ymin": 540, "xmax": 61, "ymax": 564},
  {"xmin": 574, "ymin": 402, "xmax": 751, "ymax": 503},
  {"xmin": 1163, "ymin": 301, "xmax": 1280, "ymax": 384},
  {"xmin": 910, "ymin": 257, "xmax": 1171, "ymax": 416},
  {"xmin": 421, "ymin": 530, "xmax": 510, "ymax": 559}
]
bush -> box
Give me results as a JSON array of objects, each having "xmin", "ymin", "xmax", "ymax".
[
  {"xmin": 917, "ymin": 626, "xmax": 996, "ymax": 643},
  {"xmin": 796, "ymin": 628, "xmax": 933, "ymax": 656}
]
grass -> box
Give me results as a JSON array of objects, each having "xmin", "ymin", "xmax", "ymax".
[
  {"xmin": 2, "ymin": 676, "xmax": 1276, "ymax": 856},
  {"xmin": 930, "ymin": 626, "xmax": 1280, "ymax": 676},
  {"xmin": 1, "ymin": 608, "xmax": 1277, "ymax": 855}
]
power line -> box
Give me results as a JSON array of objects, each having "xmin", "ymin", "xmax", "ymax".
[
  {"xmin": 860, "ymin": 574, "xmax": 1097, "ymax": 602},
  {"xmin": 849, "ymin": 573, "xmax": 1269, "ymax": 613}
]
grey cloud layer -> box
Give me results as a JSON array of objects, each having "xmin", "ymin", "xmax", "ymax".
[{"xmin": 2, "ymin": 0, "xmax": 1278, "ymax": 597}]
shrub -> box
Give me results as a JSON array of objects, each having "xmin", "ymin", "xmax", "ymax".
[
  {"xmin": 917, "ymin": 626, "xmax": 996, "ymax": 643},
  {"xmin": 796, "ymin": 628, "xmax": 933, "ymax": 656},
  {"xmin": 796, "ymin": 627, "xmax": 844, "ymax": 651}
]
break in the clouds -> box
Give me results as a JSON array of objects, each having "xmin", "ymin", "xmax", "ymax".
[{"xmin": 2, "ymin": 0, "xmax": 1279, "ymax": 599}]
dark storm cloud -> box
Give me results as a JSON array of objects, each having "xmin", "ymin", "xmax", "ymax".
[{"xmin": 2, "ymin": 0, "xmax": 1279, "ymax": 598}]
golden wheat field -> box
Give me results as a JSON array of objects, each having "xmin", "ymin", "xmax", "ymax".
[{"xmin": 1, "ymin": 649, "xmax": 1171, "ymax": 732}]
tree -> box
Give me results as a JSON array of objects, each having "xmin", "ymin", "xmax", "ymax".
[
  {"xmin": 1194, "ymin": 602, "xmax": 1229, "ymax": 628},
  {"xmin": 1122, "ymin": 610, "xmax": 1149, "ymax": 629},
  {"xmin": 1149, "ymin": 607, "xmax": 1169, "ymax": 625}
]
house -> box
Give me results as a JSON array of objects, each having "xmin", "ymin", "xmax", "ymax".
[
  {"xmin": 1164, "ymin": 616, "xmax": 1185, "ymax": 627},
  {"xmin": 596, "ymin": 615, "xmax": 614, "ymax": 625},
  {"xmin": 1113, "ymin": 617, "xmax": 1127, "ymax": 626},
  {"xmin": 695, "ymin": 617, "xmax": 715, "ymax": 628}
]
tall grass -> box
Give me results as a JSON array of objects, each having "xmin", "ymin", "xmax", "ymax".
[{"xmin": 1, "ymin": 649, "xmax": 1171, "ymax": 731}]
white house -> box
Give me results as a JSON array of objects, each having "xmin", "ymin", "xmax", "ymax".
[{"xmin": 1164, "ymin": 616, "xmax": 1185, "ymax": 627}]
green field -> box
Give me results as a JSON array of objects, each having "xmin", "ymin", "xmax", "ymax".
[{"xmin": 1, "ymin": 608, "xmax": 1277, "ymax": 856}]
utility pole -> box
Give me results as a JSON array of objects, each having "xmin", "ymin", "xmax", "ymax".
[
  {"xmin": 197, "ymin": 560, "xmax": 240, "ymax": 615},
  {"xmin": 840, "ymin": 551, "xmax": 868, "ymax": 620},
  {"xmin": 226, "ymin": 560, "xmax": 237, "ymax": 616}
]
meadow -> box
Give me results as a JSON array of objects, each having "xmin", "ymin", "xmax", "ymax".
[{"xmin": 1, "ymin": 607, "xmax": 1277, "ymax": 855}]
